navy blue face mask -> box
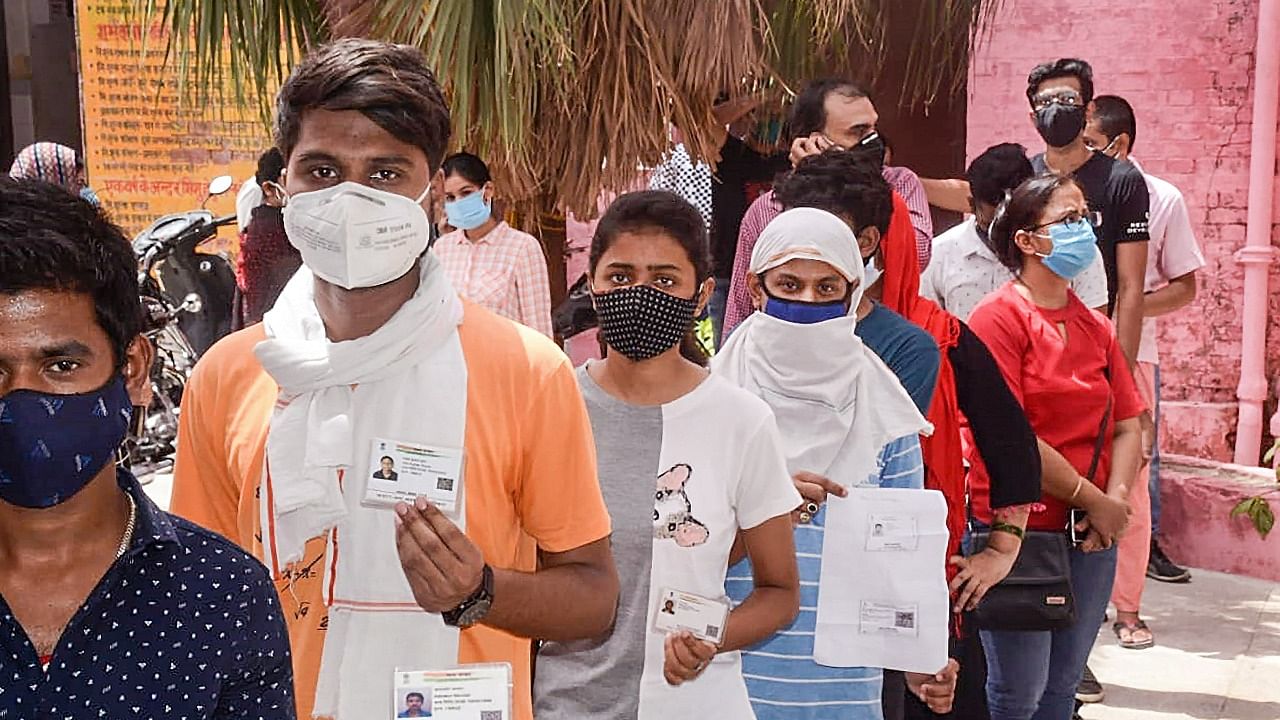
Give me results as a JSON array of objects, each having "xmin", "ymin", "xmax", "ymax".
[
  {"xmin": 761, "ymin": 289, "xmax": 849, "ymax": 324},
  {"xmin": 0, "ymin": 374, "xmax": 133, "ymax": 508}
]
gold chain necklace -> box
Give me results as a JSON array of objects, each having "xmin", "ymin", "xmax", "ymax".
[{"xmin": 114, "ymin": 492, "xmax": 137, "ymax": 560}]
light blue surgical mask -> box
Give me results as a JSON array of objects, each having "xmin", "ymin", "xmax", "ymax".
[
  {"xmin": 1033, "ymin": 219, "xmax": 1099, "ymax": 280},
  {"xmin": 444, "ymin": 189, "xmax": 492, "ymax": 230}
]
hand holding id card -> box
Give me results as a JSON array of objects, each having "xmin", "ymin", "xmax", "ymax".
[
  {"xmin": 652, "ymin": 588, "xmax": 729, "ymax": 645},
  {"xmin": 365, "ymin": 438, "xmax": 464, "ymax": 515}
]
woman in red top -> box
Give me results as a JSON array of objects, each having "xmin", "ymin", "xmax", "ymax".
[{"xmin": 966, "ymin": 173, "xmax": 1143, "ymax": 720}]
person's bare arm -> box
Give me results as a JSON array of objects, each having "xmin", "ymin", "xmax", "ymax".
[
  {"xmin": 1038, "ymin": 438, "xmax": 1128, "ymax": 541},
  {"xmin": 1144, "ymin": 272, "xmax": 1197, "ymax": 317},
  {"xmin": 396, "ymin": 501, "xmax": 618, "ymax": 641},
  {"xmin": 666, "ymin": 515, "xmax": 799, "ymax": 686},
  {"xmin": 720, "ymin": 515, "xmax": 800, "ymax": 652},
  {"xmin": 1113, "ymin": 241, "xmax": 1149, "ymax": 365},
  {"xmin": 920, "ymin": 178, "xmax": 971, "ymax": 213}
]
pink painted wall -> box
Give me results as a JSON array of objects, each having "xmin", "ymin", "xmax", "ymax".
[{"xmin": 963, "ymin": 0, "xmax": 1280, "ymax": 462}]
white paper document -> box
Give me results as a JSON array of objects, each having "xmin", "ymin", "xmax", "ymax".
[{"xmin": 813, "ymin": 487, "xmax": 950, "ymax": 674}]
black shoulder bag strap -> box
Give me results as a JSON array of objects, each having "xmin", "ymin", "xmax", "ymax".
[{"xmin": 1084, "ymin": 363, "xmax": 1114, "ymax": 483}]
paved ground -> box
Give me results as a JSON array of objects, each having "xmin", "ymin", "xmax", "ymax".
[
  {"xmin": 140, "ymin": 469, "xmax": 1279, "ymax": 719},
  {"xmin": 1080, "ymin": 568, "xmax": 1280, "ymax": 720}
]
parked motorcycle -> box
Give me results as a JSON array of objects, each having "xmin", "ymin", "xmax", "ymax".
[{"xmin": 127, "ymin": 176, "xmax": 238, "ymax": 465}]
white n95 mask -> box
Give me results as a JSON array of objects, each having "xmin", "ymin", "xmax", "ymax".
[{"xmin": 282, "ymin": 181, "xmax": 431, "ymax": 289}]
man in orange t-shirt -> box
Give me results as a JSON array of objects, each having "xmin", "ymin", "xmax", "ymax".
[{"xmin": 170, "ymin": 39, "xmax": 618, "ymax": 720}]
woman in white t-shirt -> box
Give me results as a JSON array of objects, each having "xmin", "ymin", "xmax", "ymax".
[{"xmin": 534, "ymin": 190, "xmax": 801, "ymax": 719}]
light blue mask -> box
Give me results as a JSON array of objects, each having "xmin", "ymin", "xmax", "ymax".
[
  {"xmin": 1035, "ymin": 219, "xmax": 1099, "ymax": 280},
  {"xmin": 444, "ymin": 190, "xmax": 492, "ymax": 230}
]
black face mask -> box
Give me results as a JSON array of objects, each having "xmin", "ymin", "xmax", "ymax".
[
  {"xmin": 593, "ymin": 284, "xmax": 698, "ymax": 361},
  {"xmin": 857, "ymin": 131, "xmax": 887, "ymax": 167},
  {"xmin": 1034, "ymin": 104, "xmax": 1086, "ymax": 148}
]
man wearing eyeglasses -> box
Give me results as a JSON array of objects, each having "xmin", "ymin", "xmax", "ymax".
[{"xmin": 1025, "ymin": 58, "xmax": 1150, "ymax": 369}]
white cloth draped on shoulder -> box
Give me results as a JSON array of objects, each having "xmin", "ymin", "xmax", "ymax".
[
  {"xmin": 712, "ymin": 207, "xmax": 938, "ymax": 671},
  {"xmin": 713, "ymin": 207, "xmax": 932, "ymax": 486},
  {"xmin": 254, "ymin": 255, "xmax": 468, "ymax": 718}
]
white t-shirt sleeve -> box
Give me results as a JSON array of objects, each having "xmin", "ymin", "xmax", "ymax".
[
  {"xmin": 1072, "ymin": 251, "xmax": 1110, "ymax": 310},
  {"xmin": 1157, "ymin": 190, "xmax": 1206, "ymax": 281},
  {"xmin": 734, "ymin": 413, "xmax": 804, "ymax": 530}
]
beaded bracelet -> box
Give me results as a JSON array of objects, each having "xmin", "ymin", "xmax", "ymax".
[{"xmin": 991, "ymin": 522, "xmax": 1025, "ymax": 539}]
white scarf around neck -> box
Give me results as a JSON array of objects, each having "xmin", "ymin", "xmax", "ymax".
[{"xmin": 255, "ymin": 255, "xmax": 468, "ymax": 718}]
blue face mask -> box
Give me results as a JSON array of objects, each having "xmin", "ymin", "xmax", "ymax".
[
  {"xmin": 0, "ymin": 375, "xmax": 133, "ymax": 508},
  {"xmin": 1034, "ymin": 219, "xmax": 1099, "ymax": 280},
  {"xmin": 80, "ymin": 186, "xmax": 101, "ymax": 207},
  {"xmin": 762, "ymin": 291, "xmax": 849, "ymax": 324},
  {"xmin": 444, "ymin": 189, "xmax": 492, "ymax": 230}
]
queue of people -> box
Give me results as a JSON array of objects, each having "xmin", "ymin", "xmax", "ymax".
[{"xmin": 0, "ymin": 39, "xmax": 1205, "ymax": 720}]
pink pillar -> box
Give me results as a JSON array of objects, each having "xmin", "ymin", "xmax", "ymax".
[{"xmin": 1233, "ymin": 0, "xmax": 1280, "ymax": 466}]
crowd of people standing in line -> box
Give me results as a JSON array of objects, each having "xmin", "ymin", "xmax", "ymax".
[{"xmin": 0, "ymin": 37, "xmax": 1204, "ymax": 720}]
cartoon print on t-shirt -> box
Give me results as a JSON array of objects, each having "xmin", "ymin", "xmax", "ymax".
[{"xmin": 653, "ymin": 464, "xmax": 709, "ymax": 547}]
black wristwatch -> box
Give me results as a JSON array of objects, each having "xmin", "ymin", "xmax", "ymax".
[{"xmin": 443, "ymin": 564, "xmax": 494, "ymax": 628}]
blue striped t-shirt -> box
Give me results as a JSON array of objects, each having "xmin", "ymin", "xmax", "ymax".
[{"xmin": 725, "ymin": 434, "xmax": 926, "ymax": 720}]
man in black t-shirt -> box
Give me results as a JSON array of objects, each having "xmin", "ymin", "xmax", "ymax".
[
  {"xmin": 708, "ymin": 102, "xmax": 790, "ymax": 342},
  {"xmin": 1025, "ymin": 58, "xmax": 1149, "ymax": 366}
]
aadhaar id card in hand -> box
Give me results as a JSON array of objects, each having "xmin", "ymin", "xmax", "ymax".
[
  {"xmin": 652, "ymin": 588, "xmax": 729, "ymax": 644},
  {"xmin": 392, "ymin": 664, "xmax": 511, "ymax": 719}
]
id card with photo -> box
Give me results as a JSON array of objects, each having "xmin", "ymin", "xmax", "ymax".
[
  {"xmin": 652, "ymin": 588, "xmax": 729, "ymax": 645},
  {"xmin": 392, "ymin": 664, "xmax": 512, "ymax": 720},
  {"xmin": 865, "ymin": 513, "xmax": 920, "ymax": 552},
  {"xmin": 859, "ymin": 600, "xmax": 920, "ymax": 638},
  {"xmin": 364, "ymin": 437, "xmax": 464, "ymax": 514}
]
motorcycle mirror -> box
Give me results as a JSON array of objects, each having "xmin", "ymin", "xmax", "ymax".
[
  {"xmin": 201, "ymin": 175, "xmax": 235, "ymax": 208},
  {"xmin": 208, "ymin": 175, "xmax": 234, "ymax": 196}
]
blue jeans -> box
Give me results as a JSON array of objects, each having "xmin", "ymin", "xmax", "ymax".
[
  {"xmin": 1149, "ymin": 364, "xmax": 1162, "ymax": 534},
  {"xmin": 978, "ymin": 543, "xmax": 1118, "ymax": 720}
]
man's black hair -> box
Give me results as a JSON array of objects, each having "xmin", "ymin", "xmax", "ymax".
[
  {"xmin": 441, "ymin": 152, "xmax": 493, "ymax": 186},
  {"xmin": 405, "ymin": 692, "xmax": 424, "ymax": 702},
  {"xmin": 772, "ymin": 150, "xmax": 893, "ymax": 235},
  {"xmin": 380, "ymin": 456, "xmax": 394, "ymax": 464},
  {"xmin": 788, "ymin": 79, "xmax": 871, "ymax": 138},
  {"xmin": 1026, "ymin": 58, "xmax": 1095, "ymax": 107},
  {"xmin": 275, "ymin": 38, "xmax": 452, "ymax": 171},
  {"xmin": 0, "ymin": 179, "xmax": 143, "ymax": 365},
  {"xmin": 966, "ymin": 143, "xmax": 1034, "ymax": 208},
  {"xmin": 1092, "ymin": 95, "xmax": 1138, "ymax": 152},
  {"xmin": 255, "ymin": 148, "xmax": 286, "ymax": 186}
]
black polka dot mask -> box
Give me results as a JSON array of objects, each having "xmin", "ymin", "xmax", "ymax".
[{"xmin": 593, "ymin": 284, "xmax": 698, "ymax": 361}]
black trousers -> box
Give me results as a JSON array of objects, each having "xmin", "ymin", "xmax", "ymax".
[{"xmin": 882, "ymin": 630, "xmax": 991, "ymax": 720}]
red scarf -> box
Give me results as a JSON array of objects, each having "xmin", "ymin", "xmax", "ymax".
[{"xmin": 880, "ymin": 193, "xmax": 966, "ymax": 569}]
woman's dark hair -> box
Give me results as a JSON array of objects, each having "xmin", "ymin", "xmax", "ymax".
[
  {"xmin": 589, "ymin": 190, "xmax": 712, "ymax": 366},
  {"xmin": 773, "ymin": 150, "xmax": 893, "ymax": 235},
  {"xmin": 788, "ymin": 79, "xmax": 871, "ymax": 138},
  {"xmin": 275, "ymin": 38, "xmax": 452, "ymax": 171},
  {"xmin": 0, "ymin": 179, "xmax": 143, "ymax": 366},
  {"xmin": 988, "ymin": 173, "xmax": 1082, "ymax": 272},
  {"xmin": 441, "ymin": 152, "xmax": 492, "ymax": 186}
]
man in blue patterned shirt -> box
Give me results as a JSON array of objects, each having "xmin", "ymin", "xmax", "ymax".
[{"xmin": 0, "ymin": 179, "xmax": 295, "ymax": 718}]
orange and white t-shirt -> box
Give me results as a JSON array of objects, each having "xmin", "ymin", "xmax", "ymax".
[{"xmin": 170, "ymin": 302, "xmax": 611, "ymax": 720}]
